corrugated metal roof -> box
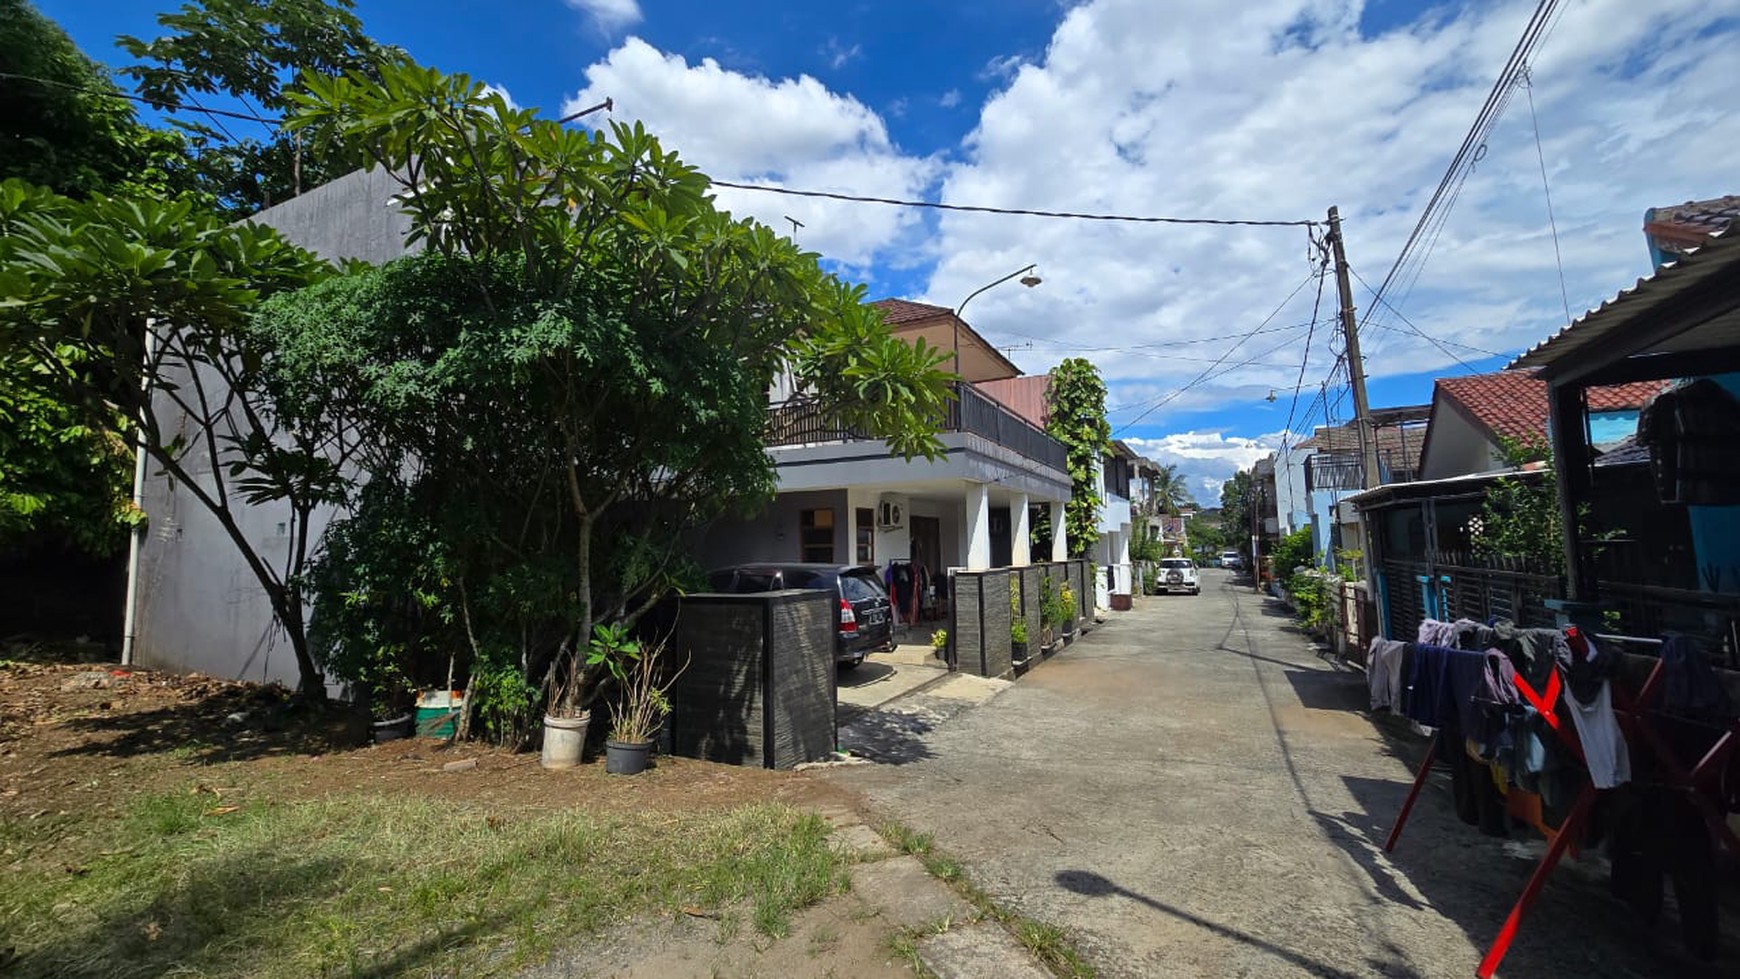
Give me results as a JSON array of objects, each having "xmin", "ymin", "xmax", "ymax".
[{"xmin": 1510, "ymin": 225, "xmax": 1740, "ymax": 372}]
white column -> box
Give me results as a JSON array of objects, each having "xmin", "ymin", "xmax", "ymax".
[
  {"xmin": 1050, "ymin": 500, "xmax": 1068, "ymax": 562},
  {"xmin": 1011, "ymin": 493, "xmax": 1031, "ymax": 567},
  {"xmin": 1116, "ymin": 528, "xmax": 1132, "ymax": 594},
  {"xmin": 966, "ymin": 482, "xmax": 992, "ymax": 571}
]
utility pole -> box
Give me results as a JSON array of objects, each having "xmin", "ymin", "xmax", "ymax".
[{"xmin": 1327, "ymin": 206, "xmax": 1381, "ymax": 490}]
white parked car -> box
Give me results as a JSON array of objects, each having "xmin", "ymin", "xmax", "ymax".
[
  {"xmin": 1219, "ymin": 551, "xmax": 1242, "ymax": 570},
  {"xmin": 1156, "ymin": 558, "xmax": 1201, "ymax": 595}
]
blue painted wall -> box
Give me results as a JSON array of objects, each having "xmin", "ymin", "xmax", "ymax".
[{"xmin": 1589, "ymin": 409, "xmax": 1640, "ymax": 447}]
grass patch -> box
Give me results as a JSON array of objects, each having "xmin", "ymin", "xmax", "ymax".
[
  {"xmin": 874, "ymin": 818, "xmax": 1096, "ymax": 979},
  {"xmin": 0, "ymin": 789, "xmax": 847, "ymax": 978}
]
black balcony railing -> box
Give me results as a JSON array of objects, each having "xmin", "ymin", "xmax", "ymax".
[{"xmin": 767, "ymin": 382, "xmax": 1068, "ymax": 473}]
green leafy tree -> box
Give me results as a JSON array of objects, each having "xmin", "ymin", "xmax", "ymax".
[
  {"xmin": 1220, "ymin": 469, "xmax": 1254, "ymax": 543},
  {"xmin": 118, "ymin": 0, "xmax": 391, "ymax": 218},
  {"xmin": 0, "ymin": 0, "xmax": 205, "ymax": 554},
  {"xmin": 0, "ymin": 0, "xmax": 195, "ymax": 199},
  {"xmin": 271, "ymin": 61, "xmax": 954, "ymax": 719},
  {"xmin": 0, "ymin": 179, "xmax": 337, "ymax": 692},
  {"xmin": 1185, "ymin": 514, "xmax": 1225, "ymax": 557},
  {"xmin": 1044, "ymin": 358, "xmax": 1110, "ymax": 558},
  {"xmin": 1271, "ymin": 527, "xmax": 1315, "ymax": 577},
  {"xmin": 1470, "ymin": 436, "xmax": 1563, "ymax": 573}
]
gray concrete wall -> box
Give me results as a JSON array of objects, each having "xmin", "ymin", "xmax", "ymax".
[
  {"xmin": 698, "ymin": 490, "xmax": 850, "ymax": 569},
  {"xmin": 133, "ymin": 169, "xmax": 415, "ymax": 684}
]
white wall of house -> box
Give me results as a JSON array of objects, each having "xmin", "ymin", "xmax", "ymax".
[
  {"xmin": 1420, "ymin": 408, "xmax": 1502, "ymax": 479},
  {"xmin": 1273, "ymin": 444, "xmax": 1314, "ymax": 535}
]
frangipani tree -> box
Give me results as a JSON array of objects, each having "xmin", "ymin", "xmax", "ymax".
[{"xmin": 264, "ymin": 62, "xmax": 954, "ymax": 726}]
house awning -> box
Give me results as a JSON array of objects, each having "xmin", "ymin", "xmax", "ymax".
[
  {"xmin": 1344, "ymin": 467, "xmax": 1546, "ymax": 512},
  {"xmin": 1509, "ymin": 227, "xmax": 1740, "ymax": 386}
]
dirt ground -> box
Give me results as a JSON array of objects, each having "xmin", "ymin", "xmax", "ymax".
[
  {"xmin": 0, "ymin": 659, "xmax": 861, "ymax": 820},
  {"xmin": 0, "ymin": 657, "xmax": 917, "ymax": 978}
]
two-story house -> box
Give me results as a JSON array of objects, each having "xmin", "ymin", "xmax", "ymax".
[{"xmin": 697, "ymin": 299, "xmax": 1075, "ymax": 622}]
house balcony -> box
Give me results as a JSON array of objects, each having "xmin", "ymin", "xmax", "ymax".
[
  {"xmin": 767, "ymin": 381, "xmax": 1069, "ymax": 474},
  {"xmin": 1305, "ymin": 451, "xmax": 1420, "ymax": 493}
]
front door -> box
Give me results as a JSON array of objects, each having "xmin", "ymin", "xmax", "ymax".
[{"xmin": 910, "ymin": 515, "xmax": 942, "ymax": 620}]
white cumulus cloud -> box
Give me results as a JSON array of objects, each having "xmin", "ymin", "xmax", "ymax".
[
  {"xmin": 562, "ymin": 38, "xmax": 940, "ymax": 274},
  {"xmin": 1124, "ymin": 431, "xmax": 1290, "ymax": 502},
  {"xmin": 565, "ymin": 0, "xmax": 642, "ymax": 35},
  {"xmin": 917, "ymin": 0, "xmax": 1740, "ymax": 438}
]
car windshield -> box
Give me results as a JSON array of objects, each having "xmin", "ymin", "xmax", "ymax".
[
  {"xmin": 1161, "ymin": 559, "xmax": 1192, "ymax": 569},
  {"xmin": 840, "ymin": 571, "xmax": 887, "ymax": 602}
]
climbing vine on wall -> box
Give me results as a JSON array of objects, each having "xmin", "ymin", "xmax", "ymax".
[{"xmin": 1045, "ymin": 358, "xmax": 1111, "ymax": 559}]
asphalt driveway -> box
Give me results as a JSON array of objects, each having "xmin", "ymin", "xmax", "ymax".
[{"xmin": 827, "ymin": 569, "xmax": 1731, "ymax": 978}]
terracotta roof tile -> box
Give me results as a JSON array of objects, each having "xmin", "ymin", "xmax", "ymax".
[
  {"xmin": 870, "ymin": 298, "xmax": 953, "ymax": 326},
  {"xmin": 1436, "ymin": 370, "xmax": 1669, "ymax": 445},
  {"xmin": 1646, "ymin": 195, "xmax": 1740, "ymax": 255}
]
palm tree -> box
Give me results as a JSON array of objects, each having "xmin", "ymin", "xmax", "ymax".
[{"xmin": 1151, "ymin": 463, "xmax": 1195, "ymax": 516}]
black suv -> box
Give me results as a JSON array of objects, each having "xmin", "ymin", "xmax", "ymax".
[{"xmin": 705, "ymin": 563, "xmax": 895, "ymax": 668}]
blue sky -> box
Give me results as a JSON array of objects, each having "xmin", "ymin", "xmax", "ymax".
[{"xmin": 42, "ymin": 0, "xmax": 1740, "ymax": 500}]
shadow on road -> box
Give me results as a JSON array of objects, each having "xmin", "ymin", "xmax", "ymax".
[
  {"xmin": 1054, "ymin": 869, "xmax": 1410, "ymax": 979},
  {"xmin": 837, "ymin": 661, "xmax": 897, "ymax": 688}
]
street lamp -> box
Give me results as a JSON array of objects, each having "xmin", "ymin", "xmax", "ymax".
[{"xmin": 952, "ymin": 264, "xmax": 1041, "ymax": 378}]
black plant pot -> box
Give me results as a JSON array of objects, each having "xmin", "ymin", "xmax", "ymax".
[
  {"xmin": 605, "ymin": 739, "xmax": 652, "ymax": 775},
  {"xmin": 1012, "ymin": 640, "xmax": 1029, "ymax": 664},
  {"xmin": 370, "ymin": 712, "xmax": 414, "ymax": 744}
]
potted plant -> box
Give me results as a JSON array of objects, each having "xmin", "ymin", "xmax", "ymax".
[
  {"xmin": 1059, "ymin": 584, "xmax": 1078, "ymax": 642},
  {"xmin": 588, "ymin": 624, "xmax": 686, "ymax": 776},
  {"xmin": 930, "ymin": 628, "xmax": 948, "ymax": 660},
  {"xmin": 1010, "ymin": 589, "xmax": 1029, "ymax": 663},
  {"xmin": 368, "ymin": 669, "xmax": 416, "ymax": 743},
  {"xmin": 541, "ymin": 634, "xmax": 592, "ymax": 770}
]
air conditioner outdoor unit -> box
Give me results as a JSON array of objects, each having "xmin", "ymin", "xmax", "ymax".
[{"xmin": 877, "ymin": 498, "xmax": 905, "ymax": 530}]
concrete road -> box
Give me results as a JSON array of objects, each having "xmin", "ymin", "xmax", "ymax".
[{"xmin": 829, "ymin": 569, "xmax": 1730, "ymax": 978}]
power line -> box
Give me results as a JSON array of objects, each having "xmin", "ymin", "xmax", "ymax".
[
  {"xmin": 1281, "ymin": 263, "xmax": 1331, "ymax": 448},
  {"xmin": 1520, "ymin": 64, "xmax": 1573, "ymax": 328},
  {"xmin": 709, "ymin": 180, "xmax": 1323, "ymax": 228},
  {"xmin": 1111, "ymin": 270, "xmax": 1319, "ymax": 431},
  {"xmin": 0, "ymin": 70, "xmax": 282, "ymax": 125},
  {"xmin": 1355, "ymin": 0, "xmax": 1564, "ymax": 349},
  {"xmin": 1347, "ymin": 264, "xmax": 1502, "ymax": 366}
]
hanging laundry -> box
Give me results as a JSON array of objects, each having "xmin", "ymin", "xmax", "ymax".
[
  {"xmin": 1660, "ymin": 633, "xmax": 1734, "ymax": 715},
  {"xmin": 1368, "ymin": 638, "xmax": 1408, "ymax": 711}
]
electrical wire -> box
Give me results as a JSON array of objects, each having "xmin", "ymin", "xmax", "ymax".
[
  {"xmin": 1111, "ymin": 270, "xmax": 1319, "ymax": 432},
  {"xmin": 1521, "ymin": 64, "xmax": 1573, "ymax": 328},
  {"xmin": 1347, "ymin": 265, "xmax": 1508, "ymax": 360},
  {"xmin": 1281, "ymin": 244, "xmax": 1333, "ymax": 449},
  {"xmin": 1353, "ymin": 0, "xmax": 1564, "ymax": 363},
  {"xmin": 708, "ymin": 180, "xmax": 1322, "ymax": 228}
]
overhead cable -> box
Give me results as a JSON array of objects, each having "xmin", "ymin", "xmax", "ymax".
[
  {"xmin": 1111, "ymin": 270, "xmax": 1319, "ymax": 432},
  {"xmin": 709, "ymin": 180, "xmax": 1322, "ymax": 228}
]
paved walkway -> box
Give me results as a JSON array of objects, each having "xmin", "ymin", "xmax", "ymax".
[{"xmin": 828, "ymin": 569, "xmax": 1734, "ymax": 978}]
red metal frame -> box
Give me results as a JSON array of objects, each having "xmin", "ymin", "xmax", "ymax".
[{"xmin": 1386, "ymin": 655, "xmax": 1740, "ymax": 976}]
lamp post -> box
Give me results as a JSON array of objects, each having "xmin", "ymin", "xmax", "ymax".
[{"xmin": 951, "ymin": 264, "xmax": 1041, "ymax": 378}]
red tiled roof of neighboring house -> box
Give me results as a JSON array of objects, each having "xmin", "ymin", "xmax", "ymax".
[
  {"xmin": 1435, "ymin": 369, "xmax": 1668, "ymax": 446},
  {"xmin": 871, "ymin": 298, "xmax": 953, "ymax": 326},
  {"xmin": 1645, "ymin": 195, "xmax": 1740, "ymax": 256}
]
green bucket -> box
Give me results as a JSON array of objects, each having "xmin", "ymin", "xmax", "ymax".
[{"xmin": 415, "ymin": 690, "xmax": 464, "ymax": 739}]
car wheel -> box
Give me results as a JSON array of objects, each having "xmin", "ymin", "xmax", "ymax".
[
  {"xmin": 1191, "ymin": 587, "xmax": 1200, "ymax": 595},
  {"xmin": 840, "ymin": 657, "xmax": 863, "ymax": 671}
]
